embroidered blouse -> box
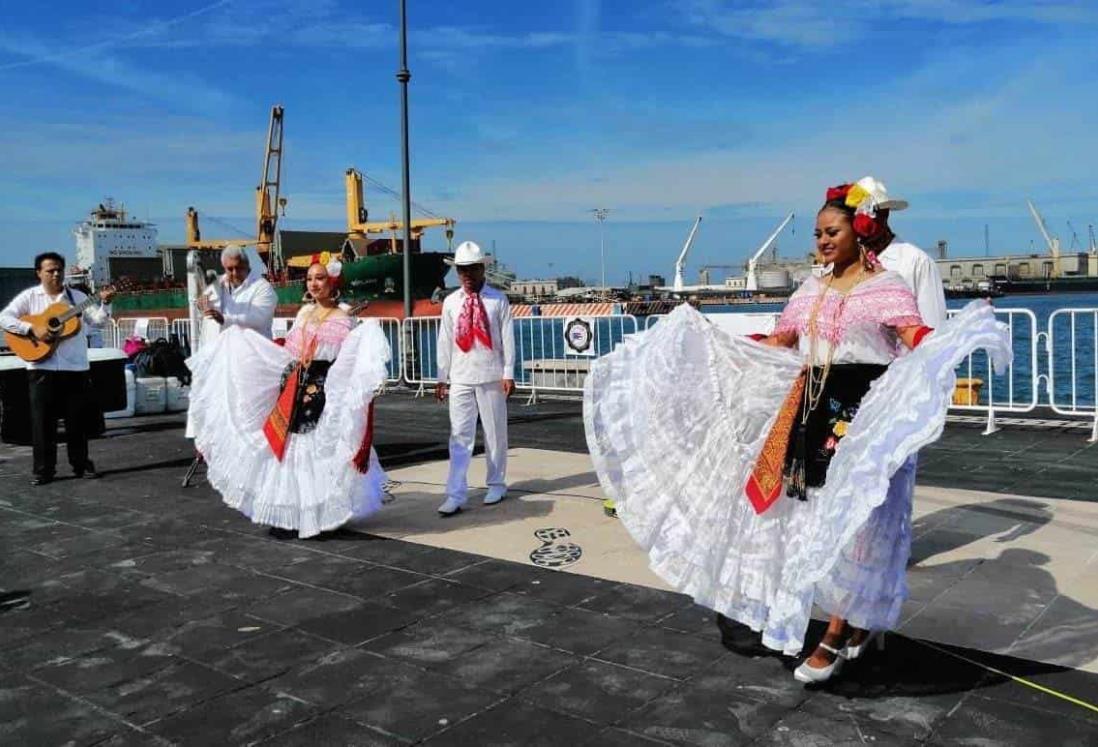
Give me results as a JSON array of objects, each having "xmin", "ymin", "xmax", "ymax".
[
  {"xmin": 284, "ymin": 306, "xmax": 355, "ymax": 362},
  {"xmin": 772, "ymin": 271, "xmax": 924, "ymax": 366}
]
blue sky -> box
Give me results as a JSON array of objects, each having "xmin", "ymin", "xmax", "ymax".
[{"xmin": 1, "ymin": 0, "xmax": 1096, "ymax": 284}]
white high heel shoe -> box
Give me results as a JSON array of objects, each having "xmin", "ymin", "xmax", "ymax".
[
  {"xmin": 793, "ymin": 641, "xmax": 844, "ymax": 684},
  {"xmin": 843, "ymin": 630, "xmax": 885, "ymax": 661}
]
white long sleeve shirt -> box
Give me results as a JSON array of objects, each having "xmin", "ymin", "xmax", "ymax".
[
  {"xmin": 0, "ymin": 285, "xmax": 111, "ymax": 371},
  {"xmin": 436, "ymin": 285, "xmax": 516, "ymax": 385},
  {"xmin": 877, "ymin": 239, "xmax": 948, "ymax": 328},
  {"xmin": 204, "ymin": 275, "xmax": 278, "ymax": 339}
]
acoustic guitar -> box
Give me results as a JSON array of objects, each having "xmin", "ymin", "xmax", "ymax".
[{"xmin": 4, "ymin": 287, "xmax": 115, "ymax": 363}]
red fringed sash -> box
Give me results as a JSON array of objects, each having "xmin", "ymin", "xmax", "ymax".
[
  {"xmin": 263, "ymin": 364, "xmax": 300, "ymax": 461},
  {"xmin": 263, "ymin": 338, "xmax": 317, "ymax": 461},
  {"xmin": 744, "ymin": 371, "xmax": 806, "ymax": 514},
  {"xmin": 352, "ymin": 401, "xmax": 376, "ymax": 474}
]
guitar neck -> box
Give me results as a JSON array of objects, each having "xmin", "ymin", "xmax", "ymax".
[{"xmin": 55, "ymin": 292, "xmax": 100, "ymax": 324}]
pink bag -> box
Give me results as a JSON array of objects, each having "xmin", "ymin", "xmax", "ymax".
[{"xmin": 123, "ymin": 336, "xmax": 147, "ymax": 358}]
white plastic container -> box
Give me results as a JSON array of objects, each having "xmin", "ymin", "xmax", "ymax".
[
  {"xmin": 104, "ymin": 369, "xmax": 136, "ymax": 419},
  {"xmin": 134, "ymin": 376, "xmax": 168, "ymax": 415},
  {"xmin": 165, "ymin": 377, "xmax": 190, "ymax": 412}
]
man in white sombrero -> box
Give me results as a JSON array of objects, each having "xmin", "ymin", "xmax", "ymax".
[
  {"xmin": 852, "ymin": 175, "xmax": 947, "ymax": 327},
  {"xmin": 434, "ymin": 241, "xmax": 515, "ymax": 516}
]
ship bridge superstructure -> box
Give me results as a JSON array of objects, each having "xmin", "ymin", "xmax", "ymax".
[{"xmin": 73, "ymin": 199, "xmax": 159, "ymax": 286}]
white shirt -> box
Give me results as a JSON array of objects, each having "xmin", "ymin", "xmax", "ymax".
[
  {"xmin": 437, "ymin": 285, "xmax": 516, "ymax": 385},
  {"xmin": 0, "ymin": 285, "xmax": 111, "ymax": 371},
  {"xmin": 204, "ymin": 274, "xmax": 278, "ymax": 339},
  {"xmin": 877, "ymin": 239, "xmax": 948, "ymax": 328}
]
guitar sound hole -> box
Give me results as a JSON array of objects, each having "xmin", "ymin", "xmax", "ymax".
[{"xmin": 47, "ymin": 318, "xmax": 62, "ymax": 331}]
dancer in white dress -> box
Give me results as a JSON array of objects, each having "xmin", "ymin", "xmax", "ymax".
[
  {"xmin": 187, "ymin": 258, "xmax": 390, "ymax": 538},
  {"xmin": 584, "ymin": 184, "xmax": 1010, "ymax": 683}
]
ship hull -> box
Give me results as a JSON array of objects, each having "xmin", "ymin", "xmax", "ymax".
[{"xmin": 112, "ymin": 252, "xmax": 452, "ymax": 318}]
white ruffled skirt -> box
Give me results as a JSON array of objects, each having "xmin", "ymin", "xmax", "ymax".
[
  {"xmin": 187, "ymin": 322, "xmax": 391, "ymax": 538},
  {"xmin": 584, "ymin": 302, "xmax": 1010, "ymax": 654}
]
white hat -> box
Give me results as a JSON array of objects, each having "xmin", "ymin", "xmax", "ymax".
[
  {"xmin": 855, "ymin": 176, "xmax": 909, "ymax": 211},
  {"xmin": 444, "ymin": 240, "xmax": 493, "ymax": 267}
]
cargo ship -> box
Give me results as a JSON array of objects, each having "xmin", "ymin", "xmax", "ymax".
[{"xmin": 95, "ymin": 165, "xmax": 458, "ymax": 319}]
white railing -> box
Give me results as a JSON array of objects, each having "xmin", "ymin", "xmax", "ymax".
[
  {"xmin": 401, "ymin": 317, "xmax": 443, "ymax": 391},
  {"xmin": 94, "ymin": 305, "xmax": 1098, "ymax": 441},
  {"xmin": 648, "ymin": 307, "xmax": 1059, "ymax": 437},
  {"xmin": 514, "ymin": 315, "xmax": 639, "ymax": 402},
  {"xmin": 947, "ymin": 308, "xmax": 1040, "ymax": 434},
  {"xmin": 171, "ymin": 319, "xmax": 192, "ymax": 350},
  {"xmin": 373, "ymin": 317, "xmax": 403, "ymax": 384},
  {"xmin": 399, "ymin": 314, "xmax": 640, "ymax": 400},
  {"xmin": 159, "ymin": 316, "xmax": 403, "ymax": 385},
  {"xmin": 109, "ymin": 317, "xmax": 171, "ymax": 345},
  {"xmin": 1045, "ymin": 309, "xmax": 1098, "ymax": 441},
  {"xmin": 272, "ymin": 316, "xmax": 295, "ymax": 339}
]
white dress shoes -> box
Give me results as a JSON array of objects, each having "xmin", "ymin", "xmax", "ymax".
[
  {"xmin": 843, "ymin": 630, "xmax": 884, "ymax": 661},
  {"xmin": 793, "ymin": 641, "xmax": 844, "ymax": 684},
  {"xmin": 483, "ymin": 487, "xmax": 507, "ymax": 506},
  {"xmin": 437, "ymin": 497, "xmax": 463, "ymax": 517}
]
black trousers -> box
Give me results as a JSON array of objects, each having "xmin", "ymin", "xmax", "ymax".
[{"xmin": 28, "ymin": 370, "xmax": 91, "ymax": 478}]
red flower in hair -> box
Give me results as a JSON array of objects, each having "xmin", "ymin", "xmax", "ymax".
[
  {"xmin": 826, "ymin": 184, "xmax": 852, "ymax": 202},
  {"xmin": 853, "ymin": 213, "xmax": 880, "ymax": 238}
]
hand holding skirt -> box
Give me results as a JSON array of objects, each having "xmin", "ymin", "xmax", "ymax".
[
  {"xmin": 187, "ymin": 320, "xmax": 391, "ymax": 538},
  {"xmin": 584, "ymin": 301, "xmax": 1010, "ymax": 653}
]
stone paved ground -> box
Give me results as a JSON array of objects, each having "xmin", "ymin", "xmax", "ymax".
[{"xmin": 2, "ymin": 395, "xmax": 1098, "ymax": 745}]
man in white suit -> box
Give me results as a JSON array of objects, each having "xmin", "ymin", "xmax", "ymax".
[
  {"xmin": 853, "ymin": 175, "xmax": 947, "ymax": 328},
  {"xmin": 434, "ymin": 241, "xmax": 516, "ymax": 517}
]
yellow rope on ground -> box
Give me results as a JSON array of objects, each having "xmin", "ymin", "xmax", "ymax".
[{"xmin": 912, "ymin": 637, "xmax": 1098, "ymax": 716}]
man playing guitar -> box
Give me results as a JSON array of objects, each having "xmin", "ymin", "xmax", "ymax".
[{"xmin": 0, "ymin": 252, "xmax": 115, "ymax": 485}]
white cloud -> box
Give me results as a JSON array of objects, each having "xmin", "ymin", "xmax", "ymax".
[
  {"xmin": 680, "ymin": 0, "xmax": 1098, "ymax": 48},
  {"xmin": 427, "ymin": 42, "xmax": 1098, "ymax": 223},
  {"xmin": 0, "ymin": 32, "xmax": 234, "ymax": 109}
]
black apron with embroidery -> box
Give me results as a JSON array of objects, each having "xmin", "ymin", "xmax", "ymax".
[
  {"xmin": 784, "ymin": 363, "xmax": 888, "ymax": 499},
  {"xmin": 279, "ymin": 360, "xmax": 333, "ymax": 434}
]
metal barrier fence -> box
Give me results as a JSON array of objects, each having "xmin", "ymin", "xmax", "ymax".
[
  {"xmin": 97, "ymin": 307, "xmax": 1098, "ymax": 440},
  {"xmin": 645, "ymin": 307, "xmax": 1090, "ymax": 438},
  {"xmin": 401, "ymin": 317, "xmax": 443, "ymax": 390},
  {"xmin": 1045, "ymin": 309, "xmax": 1098, "ymax": 440},
  {"xmin": 514, "ymin": 315, "xmax": 638, "ymax": 401},
  {"xmin": 373, "ymin": 317, "xmax": 403, "ymax": 384},
  {"xmin": 102, "ymin": 317, "xmax": 171, "ymax": 348},
  {"xmin": 155, "ymin": 316, "xmax": 402, "ymax": 384},
  {"xmin": 400, "ymin": 314, "xmax": 640, "ymax": 400},
  {"xmin": 947, "ymin": 308, "xmax": 1039, "ymax": 434}
]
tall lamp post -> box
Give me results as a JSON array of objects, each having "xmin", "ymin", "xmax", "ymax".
[
  {"xmin": 590, "ymin": 208, "xmax": 609, "ymax": 295},
  {"xmin": 397, "ymin": 0, "xmax": 414, "ymax": 320}
]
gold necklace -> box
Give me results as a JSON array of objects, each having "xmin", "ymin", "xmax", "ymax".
[
  {"xmin": 307, "ymin": 304, "xmax": 337, "ymax": 326},
  {"xmin": 801, "ymin": 265, "xmax": 866, "ymax": 423}
]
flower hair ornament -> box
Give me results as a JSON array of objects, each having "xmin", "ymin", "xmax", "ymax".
[
  {"xmin": 825, "ymin": 182, "xmax": 885, "ymax": 268},
  {"xmin": 825, "ymin": 183, "xmax": 883, "ymax": 238},
  {"xmin": 308, "ymin": 251, "xmax": 343, "ymax": 292}
]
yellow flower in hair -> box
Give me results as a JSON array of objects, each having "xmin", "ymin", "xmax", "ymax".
[
  {"xmin": 317, "ymin": 251, "xmax": 331, "ymax": 266},
  {"xmin": 833, "ymin": 420, "xmax": 849, "ymax": 437},
  {"xmin": 844, "ymin": 184, "xmax": 870, "ymax": 209}
]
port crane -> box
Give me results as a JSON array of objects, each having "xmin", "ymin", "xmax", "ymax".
[
  {"xmin": 1067, "ymin": 220, "xmax": 1082, "ymax": 252},
  {"xmin": 672, "ymin": 215, "xmax": 703, "ymax": 292},
  {"xmin": 185, "ymin": 105, "xmax": 287, "ymax": 267},
  {"xmin": 1026, "ymin": 199, "xmax": 1062, "ymax": 279},
  {"xmin": 745, "ymin": 212, "xmax": 794, "ymax": 292},
  {"xmin": 284, "ymin": 168, "xmax": 457, "ymax": 271},
  {"xmin": 344, "ymin": 168, "xmax": 455, "ymax": 249},
  {"xmin": 1089, "ymin": 224, "xmax": 1097, "ymax": 255}
]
